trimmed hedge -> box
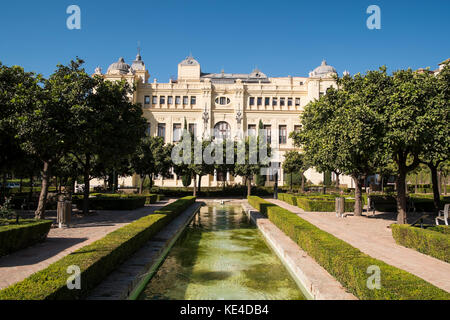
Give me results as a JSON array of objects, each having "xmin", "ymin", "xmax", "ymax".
[
  {"xmin": 0, "ymin": 220, "xmax": 53, "ymax": 257},
  {"xmin": 367, "ymin": 194, "xmax": 450, "ymax": 212},
  {"xmin": 248, "ymin": 196, "xmax": 450, "ymax": 300},
  {"xmin": 278, "ymin": 193, "xmax": 298, "ymax": 206},
  {"xmin": 427, "ymin": 226, "xmax": 450, "ymax": 235},
  {"xmin": 391, "ymin": 225, "xmax": 450, "ymax": 263},
  {"xmin": 148, "ymin": 186, "xmax": 288, "ymax": 198},
  {"xmin": 72, "ymin": 194, "xmax": 147, "ymax": 211},
  {"xmin": 278, "ymin": 193, "xmax": 355, "ymax": 212},
  {"xmin": 142, "ymin": 194, "xmax": 162, "ymax": 204},
  {"xmin": 296, "ymin": 197, "xmax": 355, "ymax": 212},
  {"xmin": 0, "ymin": 196, "xmax": 196, "ymax": 300}
]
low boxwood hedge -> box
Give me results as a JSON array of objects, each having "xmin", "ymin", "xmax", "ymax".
[
  {"xmin": 278, "ymin": 193, "xmax": 298, "ymax": 206},
  {"xmin": 248, "ymin": 196, "xmax": 450, "ymax": 300},
  {"xmin": 391, "ymin": 224, "xmax": 450, "ymax": 263},
  {"xmin": 367, "ymin": 194, "xmax": 450, "ymax": 212},
  {"xmin": 72, "ymin": 194, "xmax": 147, "ymax": 211},
  {"xmin": 0, "ymin": 196, "xmax": 196, "ymax": 300},
  {"xmin": 142, "ymin": 194, "xmax": 162, "ymax": 204},
  {"xmin": 278, "ymin": 193, "xmax": 355, "ymax": 212},
  {"xmin": 0, "ymin": 220, "xmax": 53, "ymax": 257},
  {"xmin": 72, "ymin": 193, "xmax": 162, "ymax": 210},
  {"xmin": 427, "ymin": 225, "xmax": 450, "ymax": 235}
]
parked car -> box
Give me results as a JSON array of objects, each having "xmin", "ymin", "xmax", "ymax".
[
  {"xmin": 75, "ymin": 184, "xmax": 85, "ymax": 193},
  {"xmin": 0, "ymin": 182, "xmax": 20, "ymax": 189}
]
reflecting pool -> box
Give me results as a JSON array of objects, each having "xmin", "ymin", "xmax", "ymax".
[{"xmin": 139, "ymin": 203, "xmax": 305, "ymax": 300}]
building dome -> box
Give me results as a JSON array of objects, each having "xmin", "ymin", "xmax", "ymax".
[
  {"xmin": 179, "ymin": 55, "xmax": 200, "ymax": 66},
  {"xmin": 249, "ymin": 68, "xmax": 267, "ymax": 79},
  {"xmin": 131, "ymin": 53, "xmax": 145, "ymax": 71},
  {"xmin": 309, "ymin": 60, "xmax": 337, "ymax": 78},
  {"xmin": 107, "ymin": 57, "xmax": 133, "ymax": 75}
]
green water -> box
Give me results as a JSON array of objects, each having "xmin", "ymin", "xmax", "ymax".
[{"xmin": 139, "ymin": 203, "xmax": 305, "ymax": 300}]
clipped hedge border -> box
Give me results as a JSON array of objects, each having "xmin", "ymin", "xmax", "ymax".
[
  {"xmin": 248, "ymin": 196, "xmax": 450, "ymax": 300},
  {"xmin": 391, "ymin": 225, "xmax": 450, "ymax": 263},
  {"xmin": 0, "ymin": 220, "xmax": 53, "ymax": 257},
  {"xmin": 72, "ymin": 194, "xmax": 147, "ymax": 211},
  {"xmin": 278, "ymin": 193, "xmax": 355, "ymax": 212},
  {"xmin": 427, "ymin": 226, "xmax": 450, "ymax": 235},
  {"xmin": 0, "ymin": 196, "xmax": 196, "ymax": 300},
  {"xmin": 278, "ymin": 193, "xmax": 298, "ymax": 206}
]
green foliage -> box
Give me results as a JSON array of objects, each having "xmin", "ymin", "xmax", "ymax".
[
  {"xmin": 282, "ymin": 151, "xmax": 309, "ymax": 176},
  {"xmin": 181, "ymin": 174, "xmax": 192, "ymax": 187},
  {"xmin": 427, "ymin": 225, "xmax": 450, "ymax": 235},
  {"xmin": 72, "ymin": 194, "xmax": 147, "ymax": 211},
  {"xmin": 131, "ymin": 136, "xmax": 173, "ymax": 188},
  {"xmin": 0, "ymin": 219, "xmax": 52, "ymax": 256},
  {"xmin": 277, "ymin": 193, "xmax": 298, "ymax": 206},
  {"xmin": 255, "ymin": 174, "xmax": 266, "ymax": 187},
  {"xmin": 278, "ymin": 193, "xmax": 354, "ymax": 212},
  {"xmin": 247, "ymin": 196, "xmax": 450, "ymax": 300},
  {"xmin": 367, "ymin": 194, "xmax": 450, "ymax": 212},
  {"xmin": 149, "ymin": 186, "xmax": 282, "ymax": 198},
  {"xmin": 0, "ymin": 196, "xmax": 196, "ymax": 300},
  {"xmin": 234, "ymin": 136, "xmax": 271, "ymax": 195},
  {"xmin": 296, "ymin": 196, "xmax": 354, "ymax": 212},
  {"xmin": 392, "ymin": 225, "xmax": 450, "ymax": 263},
  {"xmin": 0, "ymin": 197, "xmax": 14, "ymax": 219}
]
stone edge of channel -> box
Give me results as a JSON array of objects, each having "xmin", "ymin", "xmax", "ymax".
[
  {"xmin": 241, "ymin": 201, "xmax": 357, "ymax": 301},
  {"xmin": 87, "ymin": 202, "xmax": 202, "ymax": 300}
]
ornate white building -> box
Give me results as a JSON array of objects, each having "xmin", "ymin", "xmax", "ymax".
[{"xmin": 95, "ymin": 53, "xmax": 354, "ymax": 188}]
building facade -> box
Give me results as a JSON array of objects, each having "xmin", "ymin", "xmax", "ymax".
[{"xmin": 94, "ymin": 53, "xmax": 353, "ymax": 188}]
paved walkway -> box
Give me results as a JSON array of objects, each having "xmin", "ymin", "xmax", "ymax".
[
  {"xmin": 266, "ymin": 199, "xmax": 450, "ymax": 293},
  {"xmin": 0, "ymin": 200, "xmax": 175, "ymax": 290}
]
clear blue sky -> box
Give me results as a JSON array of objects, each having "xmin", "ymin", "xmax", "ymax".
[{"xmin": 0, "ymin": 0, "xmax": 449, "ymax": 81}]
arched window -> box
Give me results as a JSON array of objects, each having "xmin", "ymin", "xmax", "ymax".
[{"xmin": 214, "ymin": 121, "xmax": 231, "ymax": 140}]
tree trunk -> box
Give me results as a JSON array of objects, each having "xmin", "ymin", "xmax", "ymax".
[
  {"xmin": 335, "ymin": 172, "xmax": 340, "ymax": 189},
  {"xmin": 396, "ymin": 169, "xmax": 408, "ymax": 224},
  {"xmin": 19, "ymin": 178, "xmax": 23, "ymax": 193},
  {"xmin": 58, "ymin": 177, "xmax": 63, "ymax": 193},
  {"xmin": 429, "ymin": 164, "xmax": 441, "ymax": 215},
  {"xmin": 149, "ymin": 174, "xmax": 153, "ymax": 190},
  {"xmin": 198, "ymin": 175, "xmax": 202, "ymax": 194},
  {"xmin": 247, "ymin": 177, "xmax": 252, "ymax": 197},
  {"xmin": 35, "ymin": 161, "xmax": 50, "ymax": 219},
  {"xmin": 353, "ymin": 176, "xmax": 363, "ymax": 216},
  {"xmin": 139, "ymin": 175, "xmax": 145, "ymax": 194},
  {"xmin": 222, "ymin": 173, "xmax": 226, "ymax": 192},
  {"xmin": 193, "ymin": 175, "xmax": 197, "ymax": 197},
  {"xmin": 28, "ymin": 174, "xmax": 34, "ymax": 210},
  {"xmin": 445, "ymin": 175, "xmax": 448, "ymax": 195},
  {"xmin": 290, "ymin": 173, "xmax": 293, "ymax": 192},
  {"xmin": 1, "ymin": 173, "xmax": 6, "ymax": 199},
  {"xmin": 301, "ymin": 173, "xmax": 305, "ymax": 192},
  {"xmin": 82, "ymin": 157, "xmax": 91, "ymax": 215},
  {"xmin": 415, "ymin": 175, "xmax": 418, "ymax": 194}
]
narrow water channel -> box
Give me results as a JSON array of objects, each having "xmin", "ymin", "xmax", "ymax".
[{"xmin": 139, "ymin": 203, "xmax": 305, "ymax": 300}]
